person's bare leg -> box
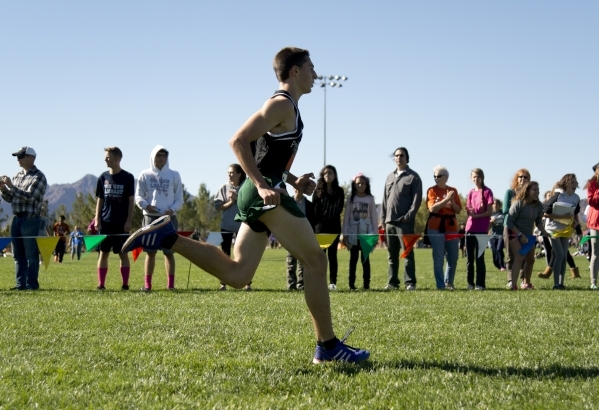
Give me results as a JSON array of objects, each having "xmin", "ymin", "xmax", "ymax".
[
  {"xmin": 98, "ymin": 251, "xmax": 110, "ymax": 269},
  {"xmin": 169, "ymin": 224, "xmax": 266, "ymax": 288},
  {"xmin": 145, "ymin": 252, "xmax": 156, "ymax": 276},
  {"xmin": 118, "ymin": 252, "xmax": 130, "ymax": 268},
  {"xmin": 259, "ymin": 207, "xmax": 333, "ymax": 342},
  {"xmin": 165, "ymin": 253, "xmax": 175, "ymax": 275}
]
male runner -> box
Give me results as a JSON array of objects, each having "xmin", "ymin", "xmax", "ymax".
[{"xmin": 122, "ymin": 47, "xmax": 369, "ymax": 363}]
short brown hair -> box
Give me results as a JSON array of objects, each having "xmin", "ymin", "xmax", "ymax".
[
  {"xmin": 104, "ymin": 147, "xmax": 123, "ymax": 159},
  {"xmin": 273, "ymin": 47, "xmax": 310, "ymax": 82}
]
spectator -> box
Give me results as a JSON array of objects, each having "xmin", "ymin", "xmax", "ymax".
[
  {"xmin": 53, "ymin": 215, "xmax": 70, "ymax": 263},
  {"xmin": 70, "ymin": 225, "xmax": 84, "ymax": 260},
  {"xmin": 135, "ymin": 145, "xmax": 184, "ymax": 292},
  {"xmin": 586, "ymin": 164, "xmax": 599, "ymax": 289},
  {"xmin": 214, "ymin": 164, "xmax": 251, "ymax": 291},
  {"xmin": 313, "ymin": 165, "xmax": 345, "ymax": 291},
  {"xmin": 503, "ymin": 168, "xmax": 530, "ymax": 288},
  {"xmin": 342, "ymin": 173, "xmax": 378, "ymax": 291},
  {"xmin": 0, "ymin": 146, "xmax": 47, "ymax": 290},
  {"xmin": 95, "ymin": 147, "xmax": 135, "ymax": 291},
  {"xmin": 542, "ymin": 174, "xmax": 581, "ymax": 290},
  {"xmin": 286, "ymin": 188, "xmax": 315, "ymax": 290},
  {"xmin": 489, "ymin": 199, "xmax": 506, "ymax": 271},
  {"xmin": 425, "ymin": 165, "xmax": 462, "ymax": 290},
  {"xmin": 507, "ymin": 181, "xmax": 548, "ymax": 290},
  {"xmin": 379, "ymin": 147, "xmax": 422, "ymax": 291},
  {"xmin": 465, "ymin": 168, "xmax": 493, "ymax": 290}
]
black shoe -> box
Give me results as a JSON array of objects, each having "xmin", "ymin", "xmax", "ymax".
[
  {"xmin": 552, "ymin": 284, "xmax": 566, "ymax": 290},
  {"xmin": 141, "ymin": 287, "xmax": 151, "ymax": 293},
  {"xmin": 121, "ymin": 285, "xmax": 129, "ymax": 291},
  {"xmin": 96, "ymin": 285, "xmax": 106, "ymax": 291},
  {"xmin": 10, "ymin": 286, "xmax": 26, "ymax": 291}
]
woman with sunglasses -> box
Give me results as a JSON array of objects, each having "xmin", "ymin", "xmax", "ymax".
[
  {"xmin": 425, "ymin": 165, "xmax": 462, "ymax": 290},
  {"xmin": 502, "ymin": 169, "xmax": 531, "ymax": 288}
]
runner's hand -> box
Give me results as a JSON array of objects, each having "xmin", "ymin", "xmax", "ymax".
[
  {"xmin": 259, "ymin": 187, "xmax": 282, "ymax": 206},
  {"xmin": 295, "ymin": 173, "xmax": 316, "ymax": 196}
]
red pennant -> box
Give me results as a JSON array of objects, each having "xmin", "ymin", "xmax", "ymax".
[
  {"xmin": 177, "ymin": 231, "xmax": 194, "ymax": 238},
  {"xmin": 445, "ymin": 233, "xmax": 464, "ymax": 241},
  {"xmin": 401, "ymin": 234, "xmax": 421, "ymax": 258},
  {"xmin": 132, "ymin": 247, "xmax": 143, "ymax": 262}
]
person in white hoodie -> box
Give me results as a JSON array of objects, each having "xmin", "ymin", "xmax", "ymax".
[{"xmin": 135, "ymin": 146, "xmax": 184, "ymax": 291}]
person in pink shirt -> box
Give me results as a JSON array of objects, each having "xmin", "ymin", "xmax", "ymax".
[{"xmin": 465, "ymin": 168, "xmax": 494, "ymax": 290}]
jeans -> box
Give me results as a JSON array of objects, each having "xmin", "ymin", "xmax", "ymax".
[
  {"xmin": 466, "ymin": 233, "xmax": 486, "ymax": 288},
  {"xmin": 349, "ymin": 239, "xmax": 371, "ymax": 289},
  {"xmin": 428, "ymin": 229, "xmax": 459, "ymax": 289},
  {"xmin": 489, "ymin": 236, "xmax": 506, "ymax": 270},
  {"xmin": 71, "ymin": 242, "xmax": 82, "ymax": 260},
  {"xmin": 324, "ymin": 235, "xmax": 340, "ymax": 285},
  {"xmin": 550, "ymin": 236, "xmax": 570, "ymax": 287},
  {"xmin": 11, "ymin": 215, "xmax": 41, "ymax": 290},
  {"xmin": 386, "ymin": 222, "xmax": 416, "ymax": 287},
  {"xmin": 591, "ymin": 229, "xmax": 599, "ymax": 285},
  {"xmin": 286, "ymin": 252, "xmax": 304, "ymax": 290}
]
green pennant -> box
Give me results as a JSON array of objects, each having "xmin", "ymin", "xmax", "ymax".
[
  {"xmin": 83, "ymin": 235, "xmax": 107, "ymax": 253},
  {"xmin": 579, "ymin": 235, "xmax": 599, "ymax": 246},
  {"xmin": 357, "ymin": 234, "xmax": 380, "ymax": 261}
]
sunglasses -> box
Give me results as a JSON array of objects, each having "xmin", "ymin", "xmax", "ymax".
[{"xmin": 433, "ymin": 174, "xmax": 446, "ymax": 179}]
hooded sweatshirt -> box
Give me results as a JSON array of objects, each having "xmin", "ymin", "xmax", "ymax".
[{"xmin": 135, "ymin": 145, "xmax": 184, "ymax": 217}]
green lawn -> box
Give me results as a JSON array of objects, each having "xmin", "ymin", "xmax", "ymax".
[{"xmin": 0, "ymin": 247, "xmax": 597, "ymax": 409}]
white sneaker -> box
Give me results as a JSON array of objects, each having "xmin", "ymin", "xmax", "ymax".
[
  {"xmin": 328, "ymin": 284, "xmax": 337, "ymax": 291},
  {"xmin": 468, "ymin": 284, "xmax": 475, "ymax": 290},
  {"xmin": 590, "ymin": 284, "xmax": 598, "ymax": 290},
  {"xmin": 406, "ymin": 284, "xmax": 416, "ymax": 291},
  {"xmin": 475, "ymin": 285, "xmax": 485, "ymax": 290},
  {"xmin": 506, "ymin": 281, "xmax": 513, "ymax": 289},
  {"xmin": 383, "ymin": 284, "xmax": 399, "ymax": 291}
]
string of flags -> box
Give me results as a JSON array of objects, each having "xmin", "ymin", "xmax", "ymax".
[{"xmin": 1, "ymin": 233, "xmax": 596, "ymax": 270}]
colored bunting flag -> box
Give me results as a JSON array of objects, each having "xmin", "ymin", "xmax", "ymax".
[
  {"xmin": 356, "ymin": 234, "xmax": 379, "ymax": 261},
  {"xmin": 178, "ymin": 231, "xmax": 194, "ymax": 238},
  {"xmin": 476, "ymin": 235, "xmax": 492, "ymax": 258},
  {"xmin": 400, "ymin": 234, "xmax": 421, "ymax": 258},
  {"xmin": 445, "ymin": 233, "xmax": 464, "ymax": 241},
  {"xmin": 206, "ymin": 232, "xmax": 223, "ymax": 247},
  {"xmin": 316, "ymin": 234, "xmax": 339, "ymax": 250},
  {"xmin": 36, "ymin": 237, "xmax": 59, "ymax": 270},
  {"xmin": 579, "ymin": 235, "xmax": 599, "ymax": 246},
  {"xmin": 84, "ymin": 235, "xmax": 107, "ymax": 253},
  {"xmin": 0, "ymin": 237, "xmax": 11, "ymax": 251},
  {"xmin": 132, "ymin": 247, "xmax": 143, "ymax": 262},
  {"xmin": 518, "ymin": 235, "xmax": 537, "ymax": 256}
]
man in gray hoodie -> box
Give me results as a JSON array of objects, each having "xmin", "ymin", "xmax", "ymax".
[{"xmin": 379, "ymin": 147, "xmax": 422, "ymax": 290}]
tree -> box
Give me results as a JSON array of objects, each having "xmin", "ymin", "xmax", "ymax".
[
  {"xmin": 176, "ymin": 184, "xmax": 199, "ymax": 231},
  {"xmin": 70, "ymin": 193, "xmax": 96, "ymax": 229},
  {"xmin": 53, "ymin": 204, "xmax": 69, "ymax": 225},
  {"xmin": 194, "ymin": 183, "xmax": 221, "ymax": 236}
]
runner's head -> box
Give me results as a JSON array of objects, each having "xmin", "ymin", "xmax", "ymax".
[{"xmin": 273, "ymin": 47, "xmax": 311, "ymax": 82}]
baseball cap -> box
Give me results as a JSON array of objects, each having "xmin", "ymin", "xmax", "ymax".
[{"xmin": 12, "ymin": 147, "xmax": 37, "ymax": 157}]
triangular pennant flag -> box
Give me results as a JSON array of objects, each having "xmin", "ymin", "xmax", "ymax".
[
  {"xmin": 518, "ymin": 235, "xmax": 537, "ymax": 255},
  {"xmin": 132, "ymin": 247, "xmax": 143, "ymax": 262},
  {"xmin": 206, "ymin": 232, "xmax": 223, "ymax": 247},
  {"xmin": 357, "ymin": 234, "xmax": 379, "ymax": 261},
  {"xmin": 476, "ymin": 235, "xmax": 492, "ymax": 258},
  {"xmin": 84, "ymin": 235, "xmax": 107, "ymax": 253},
  {"xmin": 445, "ymin": 233, "xmax": 464, "ymax": 241},
  {"xmin": 178, "ymin": 231, "xmax": 194, "ymax": 238},
  {"xmin": 36, "ymin": 237, "xmax": 59, "ymax": 270},
  {"xmin": 0, "ymin": 237, "xmax": 12, "ymax": 251},
  {"xmin": 579, "ymin": 235, "xmax": 599, "ymax": 246},
  {"xmin": 315, "ymin": 234, "xmax": 339, "ymax": 250},
  {"xmin": 400, "ymin": 234, "xmax": 421, "ymax": 258}
]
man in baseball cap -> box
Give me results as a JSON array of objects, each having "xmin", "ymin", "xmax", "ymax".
[{"xmin": 1, "ymin": 146, "xmax": 47, "ymax": 290}]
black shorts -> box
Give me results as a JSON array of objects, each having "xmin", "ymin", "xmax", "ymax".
[{"xmin": 99, "ymin": 222, "xmax": 129, "ymax": 254}]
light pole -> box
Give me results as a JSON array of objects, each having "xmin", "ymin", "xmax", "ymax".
[{"xmin": 314, "ymin": 75, "xmax": 348, "ymax": 166}]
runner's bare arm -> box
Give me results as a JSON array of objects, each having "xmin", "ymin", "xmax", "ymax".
[{"xmin": 229, "ymin": 97, "xmax": 296, "ymax": 206}]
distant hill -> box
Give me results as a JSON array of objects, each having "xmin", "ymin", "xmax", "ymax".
[{"xmin": 45, "ymin": 174, "xmax": 98, "ymax": 214}]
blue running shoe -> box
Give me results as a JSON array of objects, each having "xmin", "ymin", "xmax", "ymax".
[
  {"xmin": 121, "ymin": 215, "xmax": 176, "ymax": 253},
  {"xmin": 313, "ymin": 328, "xmax": 370, "ymax": 364}
]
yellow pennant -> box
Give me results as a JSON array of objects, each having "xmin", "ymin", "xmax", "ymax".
[
  {"xmin": 315, "ymin": 234, "xmax": 339, "ymax": 250},
  {"xmin": 36, "ymin": 237, "xmax": 59, "ymax": 270}
]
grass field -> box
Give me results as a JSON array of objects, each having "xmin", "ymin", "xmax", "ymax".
[{"xmin": 0, "ymin": 247, "xmax": 597, "ymax": 409}]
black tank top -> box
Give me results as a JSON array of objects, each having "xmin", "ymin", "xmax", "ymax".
[{"xmin": 250, "ymin": 90, "xmax": 303, "ymax": 177}]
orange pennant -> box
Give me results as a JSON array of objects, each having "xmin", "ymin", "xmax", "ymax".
[
  {"xmin": 178, "ymin": 231, "xmax": 194, "ymax": 238},
  {"xmin": 132, "ymin": 247, "xmax": 143, "ymax": 262},
  {"xmin": 400, "ymin": 234, "xmax": 421, "ymax": 258}
]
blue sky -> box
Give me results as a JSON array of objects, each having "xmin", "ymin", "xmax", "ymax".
[{"xmin": 1, "ymin": 1, "xmax": 597, "ymax": 205}]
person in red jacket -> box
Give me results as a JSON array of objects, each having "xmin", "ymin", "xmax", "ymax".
[{"xmin": 585, "ymin": 163, "xmax": 599, "ymax": 290}]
